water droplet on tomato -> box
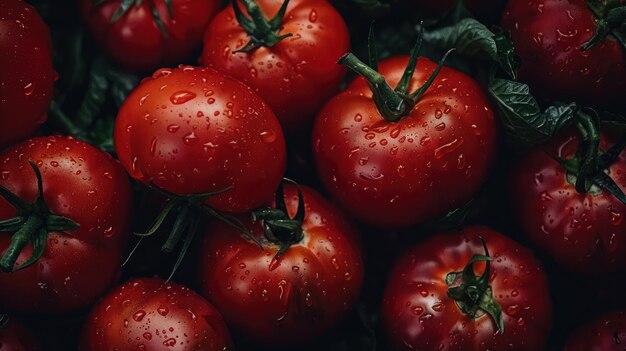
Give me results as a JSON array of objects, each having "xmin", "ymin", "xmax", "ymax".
[
  {"xmin": 260, "ymin": 130, "xmax": 276, "ymax": 143},
  {"xmin": 157, "ymin": 306, "xmax": 169, "ymax": 316},
  {"xmin": 183, "ymin": 132, "xmax": 197, "ymax": 145},
  {"xmin": 309, "ymin": 9, "xmax": 318, "ymax": 22},
  {"xmin": 170, "ymin": 91, "xmax": 196, "ymax": 105},
  {"xmin": 434, "ymin": 138, "xmax": 463, "ymax": 159},
  {"xmin": 506, "ymin": 304, "xmax": 520, "ymax": 316},
  {"xmin": 132, "ymin": 310, "xmax": 146, "ymax": 321},
  {"xmin": 23, "ymin": 83, "xmax": 34, "ymax": 96},
  {"xmin": 162, "ymin": 338, "xmax": 176, "ymax": 347},
  {"xmin": 412, "ymin": 306, "xmax": 424, "ymax": 315}
]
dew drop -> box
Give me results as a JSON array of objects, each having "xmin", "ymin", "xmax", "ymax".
[{"xmin": 170, "ymin": 91, "xmax": 197, "ymax": 105}]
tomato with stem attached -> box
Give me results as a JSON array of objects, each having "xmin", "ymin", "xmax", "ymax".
[
  {"xmin": 312, "ymin": 28, "xmax": 497, "ymax": 229},
  {"xmin": 0, "ymin": 0, "xmax": 54, "ymax": 148},
  {"xmin": 80, "ymin": 0, "xmax": 221, "ymax": 72},
  {"xmin": 502, "ymin": 0, "xmax": 626, "ymax": 108},
  {"xmin": 382, "ymin": 226, "xmax": 552, "ymax": 351},
  {"xmin": 197, "ymin": 182, "xmax": 364, "ymax": 347},
  {"xmin": 0, "ymin": 136, "xmax": 132, "ymax": 313},
  {"xmin": 80, "ymin": 277, "xmax": 233, "ymax": 351},
  {"xmin": 510, "ymin": 127, "xmax": 626, "ymax": 274},
  {"xmin": 200, "ymin": 0, "xmax": 349, "ymax": 133}
]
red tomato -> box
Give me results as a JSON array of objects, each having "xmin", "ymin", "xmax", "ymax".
[
  {"xmin": 0, "ymin": 317, "xmax": 42, "ymax": 350},
  {"xmin": 80, "ymin": 0, "xmax": 221, "ymax": 72},
  {"xmin": 197, "ymin": 184, "xmax": 364, "ymax": 347},
  {"xmin": 200, "ymin": 0, "xmax": 349, "ymax": 133},
  {"xmin": 114, "ymin": 65, "xmax": 286, "ymax": 213},
  {"xmin": 0, "ymin": 0, "xmax": 53, "ymax": 148},
  {"xmin": 80, "ymin": 277, "xmax": 233, "ymax": 351},
  {"xmin": 563, "ymin": 309, "xmax": 626, "ymax": 351},
  {"xmin": 382, "ymin": 226, "xmax": 553, "ymax": 351},
  {"xmin": 0, "ymin": 136, "xmax": 132, "ymax": 313},
  {"xmin": 502, "ymin": 0, "xmax": 626, "ymax": 108},
  {"xmin": 312, "ymin": 55, "xmax": 497, "ymax": 228},
  {"xmin": 510, "ymin": 129, "xmax": 626, "ymax": 274}
]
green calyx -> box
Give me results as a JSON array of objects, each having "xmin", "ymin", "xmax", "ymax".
[
  {"xmin": 0, "ymin": 314, "xmax": 8, "ymax": 329},
  {"xmin": 339, "ymin": 24, "xmax": 455, "ymax": 122},
  {"xmin": 446, "ymin": 240, "xmax": 505, "ymax": 333},
  {"xmin": 583, "ymin": 0, "xmax": 626, "ymax": 50},
  {"xmin": 93, "ymin": 0, "xmax": 174, "ymax": 38},
  {"xmin": 555, "ymin": 108, "xmax": 626, "ymax": 205},
  {"xmin": 0, "ymin": 162, "xmax": 79, "ymax": 273},
  {"xmin": 126, "ymin": 184, "xmax": 253, "ymax": 282},
  {"xmin": 232, "ymin": 0, "xmax": 292, "ymax": 53},
  {"xmin": 251, "ymin": 178, "xmax": 305, "ymax": 259}
]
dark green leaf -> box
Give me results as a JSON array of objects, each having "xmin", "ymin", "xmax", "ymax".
[
  {"xmin": 76, "ymin": 58, "xmax": 110, "ymax": 129},
  {"xmin": 46, "ymin": 215, "xmax": 80, "ymax": 232},
  {"xmin": 488, "ymin": 76, "xmax": 575, "ymax": 147},
  {"xmin": 107, "ymin": 68, "xmax": 140, "ymax": 108},
  {"xmin": 111, "ymin": 0, "xmax": 135, "ymax": 22},
  {"xmin": 13, "ymin": 228, "xmax": 47, "ymax": 272},
  {"xmin": 424, "ymin": 19, "xmax": 518, "ymax": 78}
]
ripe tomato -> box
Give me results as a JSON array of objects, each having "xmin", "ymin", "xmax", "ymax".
[
  {"xmin": 510, "ymin": 128, "xmax": 626, "ymax": 274},
  {"xmin": 312, "ymin": 54, "xmax": 497, "ymax": 229},
  {"xmin": 502, "ymin": 0, "xmax": 626, "ymax": 108},
  {"xmin": 200, "ymin": 0, "xmax": 349, "ymax": 133},
  {"xmin": 563, "ymin": 309, "xmax": 626, "ymax": 351},
  {"xmin": 80, "ymin": 0, "xmax": 221, "ymax": 72},
  {"xmin": 114, "ymin": 65, "xmax": 286, "ymax": 213},
  {"xmin": 0, "ymin": 317, "xmax": 42, "ymax": 350},
  {"xmin": 0, "ymin": 0, "xmax": 54, "ymax": 148},
  {"xmin": 80, "ymin": 277, "xmax": 233, "ymax": 351},
  {"xmin": 197, "ymin": 184, "xmax": 364, "ymax": 347},
  {"xmin": 0, "ymin": 136, "xmax": 132, "ymax": 313},
  {"xmin": 382, "ymin": 226, "xmax": 552, "ymax": 351}
]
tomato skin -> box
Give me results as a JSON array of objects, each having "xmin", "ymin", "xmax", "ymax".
[
  {"xmin": 199, "ymin": 0, "xmax": 349, "ymax": 133},
  {"xmin": 510, "ymin": 129, "xmax": 626, "ymax": 274},
  {"xmin": 114, "ymin": 65, "xmax": 286, "ymax": 213},
  {"xmin": 312, "ymin": 56, "xmax": 497, "ymax": 229},
  {"xmin": 563, "ymin": 310, "xmax": 626, "ymax": 351},
  {"xmin": 0, "ymin": 136, "xmax": 132, "ymax": 313},
  {"xmin": 197, "ymin": 185, "xmax": 364, "ymax": 347},
  {"xmin": 0, "ymin": 318, "xmax": 42, "ymax": 351},
  {"xmin": 381, "ymin": 226, "xmax": 552, "ymax": 351},
  {"xmin": 80, "ymin": 277, "xmax": 233, "ymax": 351},
  {"xmin": 502, "ymin": 0, "xmax": 626, "ymax": 108},
  {"xmin": 0, "ymin": 0, "xmax": 53, "ymax": 148},
  {"xmin": 79, "ymin": 0, "xmax": 220, "ymax": 72}
]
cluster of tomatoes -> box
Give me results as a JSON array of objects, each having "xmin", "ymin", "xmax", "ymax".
[{"xmin": 0, "ymin": 0, "xmax": 625, "ymax": 349}]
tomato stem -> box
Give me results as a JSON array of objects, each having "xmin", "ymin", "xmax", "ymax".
[
  {"xmin": 445, "ymin": 239, "xmax": 505, "ymax": 333},
  {"xmin": 232, "ymin": 0, "xmax": 293, "ymax": 53},
  {"xmin": 573, "ymin": 108, "xmax": 600, "ymax": 193},
  {"xmin": 582, "ymin": 1, "xmax": 626, "ymax": 51},
  {"xmin": 0, "ymin": 162, "xmax": 79, "ymax": 273},
  {"xmin": 0, "ymin": 215, "xmax": 42, "ymax": 272},
  {"xmin": 339, "ymin": 26, "xmax": 454, "ymax": 122}
]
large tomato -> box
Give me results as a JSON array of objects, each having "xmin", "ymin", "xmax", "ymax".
[
  {"xmin": 80, "ymin": 277, "xmax": 233, "ymax": 351},
  {"xmin": 382, "ymin": 226, "xmax": 553, "ymax": 351},
  {"xmin": 312, "ymin": 54, "xmax": 497, "ymax": 229},
  {"xmin": 197, "ymin": 184, "xmax": 364, "ymax": 347},
  {"xmin": 200, "ymin": 0, "xmax": 350, "ymax": 131},
  {"xmin": 0, "ymin": 136, "xmax": 132, "ymax": 313},
  {"xmin": 563, "ymin": 309, "xmax": 626, "ymax": 351},
  {"xmin": 510, "ymin": 128, "xmax": 626, "ymax": 274},
  {"xmin": 502, "ymin": 0, "xmax": 626, "ymax": 108},
  {"xmin": 80, "ymin": 0, "xmax": 221, "ymax": 72},
  {"xmin": 0, "ymin": 0, "xmax": 54, "ymax": 148},
  {"xmin": 200, "ymin": 0, "xmax": 349, "ymax": 133},
  {"xmin": 0, "ymin": 317, "xmax": 42, "ymax": 350},
  {"xmin": 114, "ymin": 65, "xmax": 286, "ymax": 213}
]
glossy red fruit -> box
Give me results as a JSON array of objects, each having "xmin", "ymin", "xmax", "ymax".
[
  {"xmin": 200, "ymin": 0, "xmax": 349, "ymax": 133},
  {"xmin": 114, "ymin": 65, "xmax": 286, "ymax": 213},
  {"xmin": 510, "ymin": 129, "xmax": 626, "ymax": 274},
  {"xmin": 0, "ymin": 317, "xmax": 42, "ymax": 350},
  {"xmin": 0, "ymin": 136, "xmax": 132, "ymax": 313},
  {"xmin": 80, "ymin": 277, "xmax": 233, "ymax": 351},
  {"xmin": 0, "ymin": 0, "xmax": 54, "ymax": 148},
  {"xmin": 313, "ymin": 55, "xmax": 497, "ymax": 229},
  {"xmin": 80, "ymin": 0, "xmax": 221, "ymax": 72},
  {"xmin": 502, "ymin": 0, "xmax": 626, "ymax": 108},
  {"xmin": 563, "ymin": 309, "xmax": 626, "ymax": 351},
  {"xmin": 197, "ymin": 184, "xmax": 364, "ymax": 347},
  {"xmin": 382, "ymin": 226, "xmax": 552, "ymax": 351}
]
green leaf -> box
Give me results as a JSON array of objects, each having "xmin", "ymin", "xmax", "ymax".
[
  {"xmin": 107, "ymin": 69, "xmax": 140, "ymax": 108},
  {"xmin": 424, "ymin": 19, "xmax": 519, "ymax": 78},
  {"xmin": 488, "ymin": 76, "xmax": 575, "ymax": 147},
  {"xmin": 111, "ymin": 0, "xmax": 135, "ymax": 22},
  {"xmin": 76, "ymin": 58, "xmax": 110, "ymax": 129}
]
